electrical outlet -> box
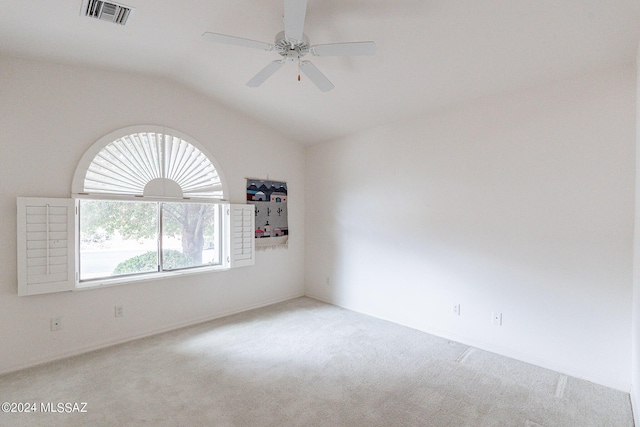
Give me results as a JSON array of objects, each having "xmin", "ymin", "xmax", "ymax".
[
  {"xmin": 492, "ymin": 312, "xmax": 503, "ymax": 326},
  {"xmin": 51, "ymin": 316, "xmax": 62, "ymax": 331},
  {"xmin": 115, "ymin": 306, "xmax": 124, "ymax": 318},
  {"xmin": 452, "ymin": 304, "xmax": 461, "ymax": 316}
]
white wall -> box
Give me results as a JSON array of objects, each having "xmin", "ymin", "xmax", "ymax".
[
  {"xmin": 305, "ymin": 64, "xmax": 636, "ymax": 390},
  {"xmin": 631, "ymin": 45, "xmax": 640, "ymax": 424},
  {"xmin": 0, "ymin": 55, "xmax": 305, "ymax": 374}
]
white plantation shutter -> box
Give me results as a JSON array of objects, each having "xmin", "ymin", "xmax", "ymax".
[
  {"xmin": 229, "ymin": 204, "xmax": 255, "ymax": 268},
  {"xmin": 82, "ymin": 131, "xmax": 223, "ymax": 198},
  {"xmin": 17, "ymin": 198, "xmax": 75, "ymax": 296}
]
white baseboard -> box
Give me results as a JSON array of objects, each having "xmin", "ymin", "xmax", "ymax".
[
  {"xmin": 1, "ymin": 292, "xmax": 305, "ymax": 376},
  {"xmin": 306, "ymin": 293, "xmax": 631, "ymax": 392}
]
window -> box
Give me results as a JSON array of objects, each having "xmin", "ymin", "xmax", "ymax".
[
  {"xmin": 79, "ymin": 199, "xmax": 159, "ymax": 280},
  {"xmin": 78, "ymin": 200, "xmax": 222, "ymax": 282},
  {"xmin": 17, "ymin": 126, "xmax": 254, "ymax": 296}
]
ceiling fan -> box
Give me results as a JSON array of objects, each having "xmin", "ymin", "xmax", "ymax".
[{"xmin": 202, "ymin": 0, "xmax": 376, "ymax": 92}]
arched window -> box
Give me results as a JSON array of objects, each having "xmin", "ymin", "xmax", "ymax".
[
  {"xmin": 72, "ymin": 126, "xmax": 228, "ymax": 199},
  {"xmin": 16, "ymin": 126, "xmax": 254, "ymax": 295}
]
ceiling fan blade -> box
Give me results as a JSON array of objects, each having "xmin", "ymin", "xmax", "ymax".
[
  {"xmin": 203, "ymin": 32, "xmax": 274, "ymax": 51},
  {"xmin": 300, "ymin": 61, "xmax": 334, "ymax": 92},
  {"xmin": 284, "ymin": 0, "xmax": 307, "ymax": 41},
  {"xmin": 246, "ymin": 60, "xmax": 285, "ymax": 87},
  {"xmin": 311, "ymin": 41, "xmax": 377, "ymax": 57}
]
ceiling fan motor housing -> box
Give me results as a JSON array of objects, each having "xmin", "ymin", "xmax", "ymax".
[{"xmin": 274, "ymin": 31, "xmax": 309, "ymax": 61}]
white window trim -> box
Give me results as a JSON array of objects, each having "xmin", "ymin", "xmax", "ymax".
[{"xmin": 75, "ymin": 263, "xmax": 228, "ymax": 290}]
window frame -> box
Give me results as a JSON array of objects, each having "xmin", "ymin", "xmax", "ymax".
[
  {"xmin": 17, "ymin": 197, "xmax": 254, "ymax": 296},
  {"xmin": 75, "ymin": 195, "xmax": 228, "ymax": 289}
]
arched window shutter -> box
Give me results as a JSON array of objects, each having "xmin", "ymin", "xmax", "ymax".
[{"xmin": 81, "ymin": 130, "xmax": 224, "ymax": 199}]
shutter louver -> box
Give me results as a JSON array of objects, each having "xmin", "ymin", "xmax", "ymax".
[
  {"xmin": 229, "ymin": 204, "xmax": 255, "ymax": 268},
  {"xmin": 83, "ymin": 132, "xmax": 223, "ymax": 198},
  {"xmin": 17, "ymin": 198, "xmax": 75, "ymax": 296}
]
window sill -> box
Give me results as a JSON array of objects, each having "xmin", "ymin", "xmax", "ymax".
[{"xmin": 75, "ymin": 265, "xmax": 230, "ymax": 291}]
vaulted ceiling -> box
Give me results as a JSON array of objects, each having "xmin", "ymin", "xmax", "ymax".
[{"xmin": 1, "ymin": 1, "xmax": 639, "ymax": 145}]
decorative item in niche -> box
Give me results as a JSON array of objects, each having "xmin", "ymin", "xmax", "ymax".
[{"xmin": 247, "ymin": 179, "xmax": 288, "ymax": 249}]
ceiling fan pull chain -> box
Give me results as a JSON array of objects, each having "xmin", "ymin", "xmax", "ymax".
[{"xmin": 297, "ymin": 60, "xmax": 301, "ymax": 81}]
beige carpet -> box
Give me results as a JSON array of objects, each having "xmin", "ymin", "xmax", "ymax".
[{"xmin": 0, "ymin": 297, "xmax": 633, "ymax": 426}]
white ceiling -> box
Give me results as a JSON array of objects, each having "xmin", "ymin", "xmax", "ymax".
[{"xmin": 1, "ymin": 1, "xmax": 639, "ymax": 145}]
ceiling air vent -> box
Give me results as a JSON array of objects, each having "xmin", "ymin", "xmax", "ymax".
[{"xmin": 82, "ymin": 0, "xmax": 133, "ymax": 25}]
